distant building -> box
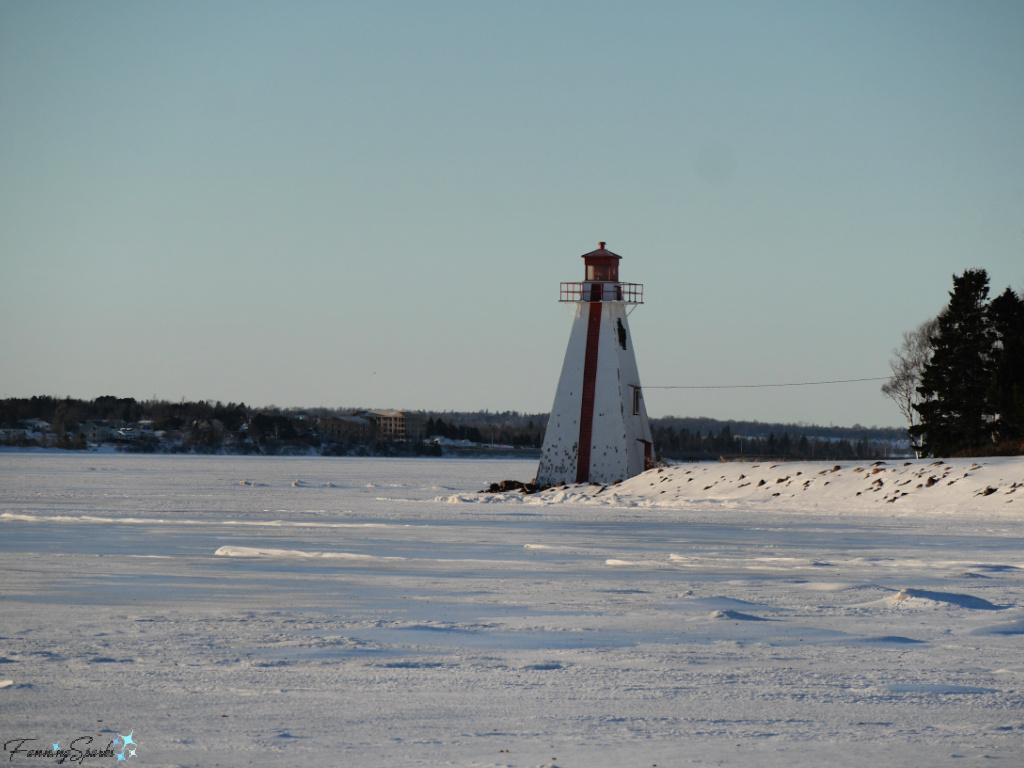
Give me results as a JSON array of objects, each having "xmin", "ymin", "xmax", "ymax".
[
  {"xmin": 79, "ymin": 420, "xmax": 115, "ymax": 442},
  {"xmin": 319, "ymin": 415, "xmax": 371, "ymax": 443},
  {"xmin": 364, "ymin": 410, "xmax": 426, "ymax": 443},
  {"xmin": 0, "ymin": 427, "xmax": 33, "ymax": 444}
]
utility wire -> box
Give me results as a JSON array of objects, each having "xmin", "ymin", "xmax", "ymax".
[{"xmin": 646, "ymin": 376, "xmax": 889, "ymax": 390}]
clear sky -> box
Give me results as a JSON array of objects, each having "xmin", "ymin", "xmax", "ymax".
[{"xmin": 2, "ymin": 1, "xmax": 1022, "ymax": 428}]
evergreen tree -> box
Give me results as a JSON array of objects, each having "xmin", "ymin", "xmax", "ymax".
[
  {"xmin": 911, "ymin": 269, "xmax": 996, "ymax": 456},
  {"xmin": 717, "ymin": 424, "xmax": 735, "ymax": 452},
  {"xmin": 988, "ymin": 286, "xmax": 1024, "ymax": 443}
]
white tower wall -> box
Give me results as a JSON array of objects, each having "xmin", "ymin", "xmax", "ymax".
[{"xmin": 536, "ymin": 304, "xmax": 588, "ymax": 483}]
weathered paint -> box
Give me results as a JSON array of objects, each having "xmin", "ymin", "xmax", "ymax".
[{"xmin": 537, "ymin": 249, "xmax": 654, "ymax": 486}]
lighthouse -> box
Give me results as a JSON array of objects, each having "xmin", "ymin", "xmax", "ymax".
[{"xmin": 537, "ymin": 243, "xmax": 655, "ymax": 486}]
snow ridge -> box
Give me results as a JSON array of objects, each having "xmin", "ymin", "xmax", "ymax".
[{"xmin": 446, "ymin": 457, "xmax": 1024, "ymax": 517}]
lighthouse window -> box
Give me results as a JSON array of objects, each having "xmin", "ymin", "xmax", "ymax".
[
  {"xmin": 587, "ymin": 264, "xmax": 614, "ymax": 281},
  {"xmin": 617, "ymin": 319, "xmax": 627, "ymax": 350},
  {"xmin": 632, "ymin": 387, "xmax": 642, "ymax": 415}
]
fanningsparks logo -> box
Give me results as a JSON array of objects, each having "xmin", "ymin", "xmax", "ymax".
[{"xmin": 3, "ymin": 730, "xmax": 138, "ymax": 764}]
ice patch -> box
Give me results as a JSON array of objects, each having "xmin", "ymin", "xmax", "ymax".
[
  {"xmin": 883, "ymin": 683, "xmax": 998, "ymax": 695},
  {"xmin": 799, "ymin": 582, "xmax": 862, "ymax": 592},
  {"xmin": 889, "ymin": 588, "xmax": 1005, "ymax": 610},
  {"xmin": 681, "ymin": 596, "xmax": 779, "ymax": 612},
  {"xmin": 522, "ymin": 662, "xmax": 564, "ymax": 670},
  {"xmin": 971, "ymin": 618, "xmax": 1024, "ymax": 636},
  {"xmin": 709, "ymin": 610, "xmax": 771, "ymax": 621},
  {"xmin": 214, "ymin": 546, "xmax": 405, "ymax": 561},
  {"xmin": 1, "ymin": 512, "xmax": 396, "ymax": 530}
]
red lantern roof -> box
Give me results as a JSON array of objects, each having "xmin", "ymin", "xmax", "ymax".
[{"xmin": 580, "ymin": 241, "xmax": 622, "ymax": 261}]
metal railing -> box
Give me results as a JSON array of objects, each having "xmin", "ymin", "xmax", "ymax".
[{"xmin": 559, "ymin": 282, "xmax": 644, "ymax": 303}]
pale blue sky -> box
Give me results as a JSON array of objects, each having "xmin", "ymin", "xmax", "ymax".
[{"xmin": 2, "ymin": 1, "xmax": 1022, "ymax": 427}]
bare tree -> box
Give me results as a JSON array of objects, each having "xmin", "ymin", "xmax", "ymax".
[{"xmin": 882, "ymin": 317, "xmax": 938, "ymax": 457}]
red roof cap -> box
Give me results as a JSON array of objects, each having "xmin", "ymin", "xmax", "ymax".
[{"xmin": 580, "ymin": 242, "xmax": 622, "ymax": 260}]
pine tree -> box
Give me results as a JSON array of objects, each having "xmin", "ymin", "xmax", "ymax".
[
  {"xmin": 911, "ymin": 269, "xmax": 995, "ymax": 456},
  {"xmin": 988, "ymin": 287, "xmax": 1024, "ymax": 444}
]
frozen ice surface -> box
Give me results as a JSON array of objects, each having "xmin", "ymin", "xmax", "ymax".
[{"xmin": 2, "ymin": 452, "xmax": 1024, "ymax": 767}]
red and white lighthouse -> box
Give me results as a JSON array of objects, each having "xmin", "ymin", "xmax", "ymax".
[{"xmin": 537, "ymin": 243, "xmax": 654, "ymax": 485}]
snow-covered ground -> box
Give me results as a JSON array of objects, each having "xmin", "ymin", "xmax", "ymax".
[{"xmin": 2, "ymin": 453, "xmax": 1024, "ymax": 767}]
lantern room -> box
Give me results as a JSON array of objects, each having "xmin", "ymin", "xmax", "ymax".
[
  {"xmin": 583, "ymin": 242, "xmax": 620, "ymax": 282},
  {"xmin": 559, "ymin": 242, "xmax": 644, "ymax": 304}
]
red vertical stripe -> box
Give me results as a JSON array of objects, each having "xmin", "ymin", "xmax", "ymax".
[{"xmin": 576, "ymin": 301, "xmax": 603, "ymax": 483}]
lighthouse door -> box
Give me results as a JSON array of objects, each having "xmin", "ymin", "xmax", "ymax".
[{"xmin": 639, "ymin": 439, "xmax": 653, "ymax": 471}]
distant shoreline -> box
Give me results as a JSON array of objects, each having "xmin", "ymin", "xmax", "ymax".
[{"xmin": 0, "ymin": 444, "xmax": 542, "ymax": 460}]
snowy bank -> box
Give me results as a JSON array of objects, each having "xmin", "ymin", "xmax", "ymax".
[{"xmin": 447, "ymin": 457, "xmax": 1024, "ymax": 517}]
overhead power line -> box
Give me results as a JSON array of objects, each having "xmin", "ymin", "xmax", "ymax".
[{"xmin": 645, "ymin": 377, "xmax": 889, "ymax": 390}]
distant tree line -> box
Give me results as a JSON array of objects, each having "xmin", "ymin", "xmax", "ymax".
[
  {"xmin": 425, "ymin": 414, "xmax": 545, "ymax": 448},
  {"xmin": 883, "ymin": 269, "xmax": 1024, "ymax": 457},
  {"xmin": 1, "ymin": 396, "xmax": 909, "ymax": 461},
  {"xmin": 650, "ymin": 420, "xmax": 904, "ymax": 461},
  {"xmin": 0, "ymin": 398, "xmax": 547, "ymax": 456}
]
